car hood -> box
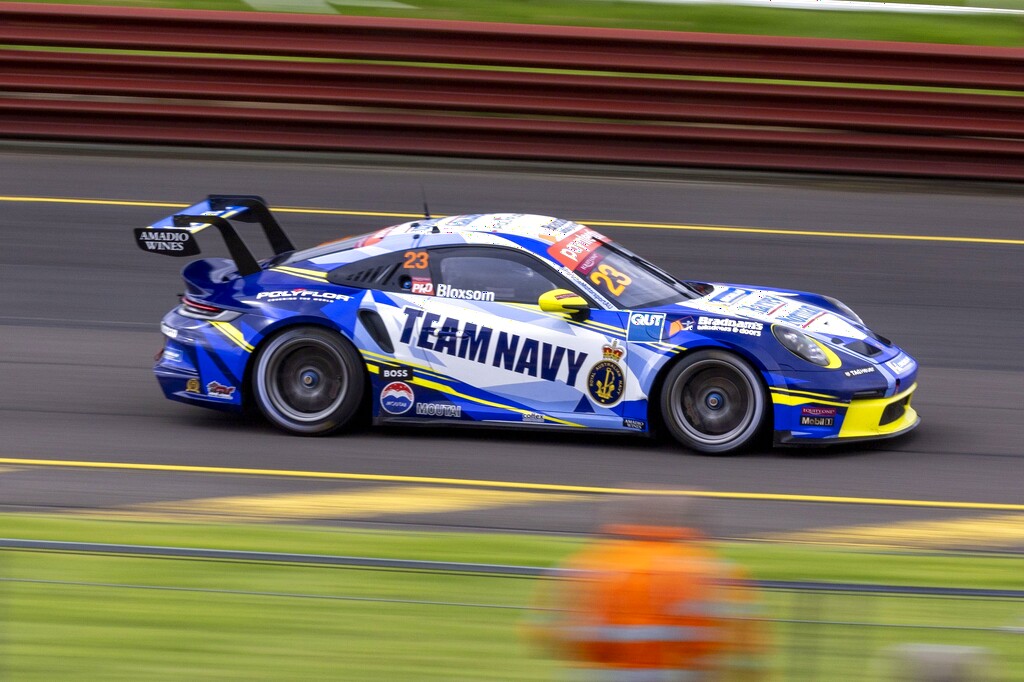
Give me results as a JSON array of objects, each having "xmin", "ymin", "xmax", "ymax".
[{"xmin": 650, "ymin": 283, "xmax": 899, "ymax": 361}]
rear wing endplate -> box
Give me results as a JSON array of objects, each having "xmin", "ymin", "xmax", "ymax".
[{"xmin": 133, "ymin": 195, "xmax": 294, "ymax": 276}]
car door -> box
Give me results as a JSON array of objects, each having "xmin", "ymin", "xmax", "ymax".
[{"xmin": 392, "ymin": 245, "xmax": 629, "ymax": 428}]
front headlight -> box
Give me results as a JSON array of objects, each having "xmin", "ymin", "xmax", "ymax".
[
  {"xmin": 822, "ymin": 295, "xmax": 864, "ymax": 326},
  {"xmin": 773, "ymin": 326, "xmax": 830, "ymax": 366}
]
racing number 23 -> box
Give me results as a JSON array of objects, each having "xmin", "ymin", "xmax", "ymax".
[
  {"xmin": 403, "ymin": 251, "xmax": 429, "ymax": 269},
  {"xmin": 589, "ymin": 264, "xmax": 631, "ymax": 296}
]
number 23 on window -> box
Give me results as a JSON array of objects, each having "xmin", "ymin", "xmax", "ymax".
[
  {"xmin": 589, "ymin": 264, "xmax": 631, "ymax": 296},
  {"xmin": 403, "ymin": 251, "xmax": 429, "ymax": 269}
]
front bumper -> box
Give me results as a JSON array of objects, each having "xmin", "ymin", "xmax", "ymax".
[{"xmin": 775, "ymin": 382, "xmax": 919, "ymax": 446}]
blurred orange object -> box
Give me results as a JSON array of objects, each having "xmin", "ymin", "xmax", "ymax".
[{"xmin": 530, "ymin": 500, "xmax": 768, "ymax": 681}]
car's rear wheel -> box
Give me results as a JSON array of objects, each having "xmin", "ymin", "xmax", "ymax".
[
  {"xmin": 252, "ymin": 327, "xmax": 364, "ymax": 435},
  {"xmin": 660, "ymin": 350, "xmax": 766, "ymax": 455}
]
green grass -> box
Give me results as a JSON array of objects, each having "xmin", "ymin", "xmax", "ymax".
[
  {"xmin": 14, "ymin": 0, "xmax": 1024, "ymax": 46},
  {"xmin": 1, "ymin": 514, "xmax": 1023, "ymax": 679}
]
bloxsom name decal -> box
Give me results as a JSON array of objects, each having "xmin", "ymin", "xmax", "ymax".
[{"xmin": 435, "ymin": 284, "xmax": 495, "ymax": 302}]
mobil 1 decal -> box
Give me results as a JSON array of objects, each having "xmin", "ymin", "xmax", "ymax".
[{"xmin": 587, "ymin": 341, "xmax": 625, "ymax": 406}]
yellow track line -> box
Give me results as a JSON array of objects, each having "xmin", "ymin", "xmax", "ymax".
[
  {"xmin": 2, "ymin": 196, "xmax": 1021, "ymax": 246},
  {"xmin": 0, "ymin": 458, "xmax": 1021, "ymax": 511}
]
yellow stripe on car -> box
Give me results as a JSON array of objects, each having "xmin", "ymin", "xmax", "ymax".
[
  {"xmin": 208, "ymin": 321, "xmax": 254, "ymax": 353},
  {"xmin": 270, "ymin": 265, "xmax": 328, "ymax": 282},
  {"xmin": 769, "ymin": 389, "xmax": 848, "ymax": 408}
]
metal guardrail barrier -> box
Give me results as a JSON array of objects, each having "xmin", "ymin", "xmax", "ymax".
[{"xmin": 0, "ymin": 3, "xmax": 1023, "ymax": 179}]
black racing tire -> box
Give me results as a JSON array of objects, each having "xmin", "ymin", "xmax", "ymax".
[
  {"xmin": 251, "ymin": 327, "xmax": 365, "ymax": 435},
  {"xmin": 659, "ymin": 350, "xmax": 766, "ymax": 455}
]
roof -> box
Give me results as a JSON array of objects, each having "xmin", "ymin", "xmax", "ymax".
[{"xmin": 378, "ymin": 213, "xmax": 591, "ymax": 244}]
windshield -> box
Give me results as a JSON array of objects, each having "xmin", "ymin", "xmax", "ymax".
[{"xmin": 571, "ymin": 239, "xmax": 694, "ymax": 309}]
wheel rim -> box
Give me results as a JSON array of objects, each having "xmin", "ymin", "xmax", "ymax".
[
  {"xmin": 669, "ymin": 359, "xmax": 757, "ymax": 447},
  {"xmin": 263, "ymin": 337, "xmax": 348, "ymax": 423}
]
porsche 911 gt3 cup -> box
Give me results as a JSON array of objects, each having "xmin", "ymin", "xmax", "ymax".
[{"xmin": 135, "ymin": 195, "xmax": 919, "ymax": 454}]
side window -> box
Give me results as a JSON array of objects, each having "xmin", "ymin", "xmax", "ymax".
[
  {"xmin": 327, "ymin": 252, "xmax": 402, "ymax": 289},
  {"xmin": 327, "ymin": 251, "xmax": 432, "ymax": 294},
  {"xmin": 431, "ymin": 248, "xmax": 576, "ymax": 304}
]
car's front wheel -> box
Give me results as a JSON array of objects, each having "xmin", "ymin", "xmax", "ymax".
[
  {"xmin": 660, "ymin": 350, "xmax": 766, "ymax": 455},
  {"xmin": 252, "ymin": 327, "xmax": 364, "ymax": 435}
]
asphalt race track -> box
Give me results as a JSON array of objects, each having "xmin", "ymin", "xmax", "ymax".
[{"xmin": 1, "ymin": 143, "xmax": 1022, "ymax": 546}]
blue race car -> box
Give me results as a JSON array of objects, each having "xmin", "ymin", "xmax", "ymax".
[{"xmin": 135, "ymin": 195, "xmax": 919, "ymax": 454}]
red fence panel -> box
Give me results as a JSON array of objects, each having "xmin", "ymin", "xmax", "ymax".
[{"xmin": 1, "ymin": 3, "xmax": 1023, "ymax": 180}]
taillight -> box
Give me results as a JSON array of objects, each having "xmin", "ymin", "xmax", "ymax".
[{"xmin": 178, "ymin": 296, "xmax": 241, "ymax": 321}]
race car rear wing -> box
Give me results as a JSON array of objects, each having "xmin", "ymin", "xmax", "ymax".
[{"xmin": 133, "ymin": 195, "xmax": 295, "ymax": 276}]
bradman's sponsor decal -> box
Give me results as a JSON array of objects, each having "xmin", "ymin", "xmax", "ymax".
[
  {"xmin": 696, "ymin": 316, "xmax": 763, "ymax": 336},
  {"xmin": 415, "ymin": 402, "xmax": 462, "ymax": 418},
  {"xmin": 587, "ymin": 342, "xmax": 626, "ymax": 406},
  {"xmin": 667, "ymin": 316, "xmax": 695, "ymax": 336},
  {"xmin": 206, "ymin": 381, "xmax": 236, "ymax": 399},
  {"xmin": 398, "ymin": 307, "xmax": 588, "ymax": 386},
  {"xmin": 435, "ymin": 284, "xmax": 495, "ymax": 302},
  {"xmin": 844, "ymin": 367, "xmax": 876, "ymax": 377},
  {"xmin": 627, "ymin": 311, "xmax": 666, "ymax": 342},
  {"xmin": 380, "ymin": 381, "xmax": 414, "ymax": 415},
  {"xmin": 255, "ymin": 289, "xmax": 349, "ymax": 303}
]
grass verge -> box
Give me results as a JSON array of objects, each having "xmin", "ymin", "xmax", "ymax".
[
  {"xmin": 15, "ymin": 0, "xmax": 1024, "ymax": 46},
  {"xmin": 1, "ymin": 513, "xmax": 1022, "ymax": 680}
]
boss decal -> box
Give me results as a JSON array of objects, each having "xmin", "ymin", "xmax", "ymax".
[
  {"xmin": 398, "ymin": 307, "xmax": 588, "ymax": 386},
  {"xmin": 380, "ymin": 365, "xmax": 413, "ymax": 381},
  {"xmin": 380, "ymin": 381, "xmax": 414, "ymax": 415}
]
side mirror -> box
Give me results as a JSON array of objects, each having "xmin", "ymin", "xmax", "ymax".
[{"xmin": 538, "ymin": 289, "xmax": 589, "ymax": 319}]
